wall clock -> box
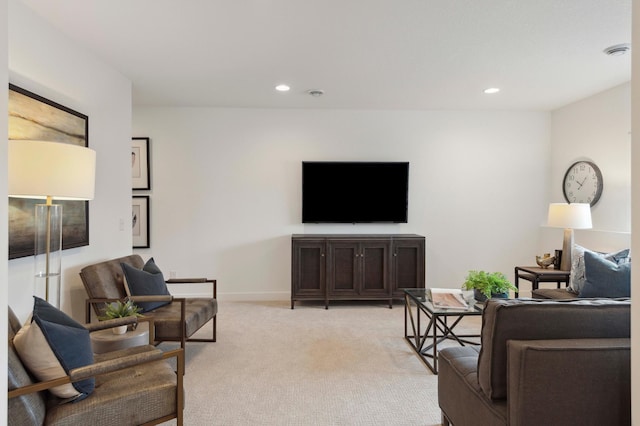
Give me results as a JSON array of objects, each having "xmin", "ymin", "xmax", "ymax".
[{"xmin": 562, "ymin": 160, "xmax": 603, "ymax": 206}]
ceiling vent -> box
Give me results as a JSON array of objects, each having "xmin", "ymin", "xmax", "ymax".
[{"xmin": 603, "ymin": 43, "xmax": 631, "ymax": 56}]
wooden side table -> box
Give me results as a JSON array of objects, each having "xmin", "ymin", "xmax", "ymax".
[
  {"xmin": 90, "ymin": 322, "xmax": 150, "ymax": 354},
  {"xmin": 514, "ymin": 266, "xmax": 571, "ymax": 297}
]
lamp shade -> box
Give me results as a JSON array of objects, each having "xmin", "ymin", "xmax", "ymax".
[
  {"xmin": 547, "ymin": 203, "xmax": 592, "ymax": 229},
  {"xmin": 8, "ymin": 140, "xmax": 96, "ymax": 200}
]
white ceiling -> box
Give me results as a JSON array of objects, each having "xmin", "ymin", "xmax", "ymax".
[{"xmin": 19, "ymin": 0, "xmax": 632, "ymax": 111}]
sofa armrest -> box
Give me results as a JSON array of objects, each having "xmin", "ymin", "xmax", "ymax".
[{"xmin": 507, "ymin": 338, "xmax": 630, "ymax": 426}]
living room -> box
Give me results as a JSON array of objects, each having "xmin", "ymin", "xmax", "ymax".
[{"xmin": 2, "ymin": 0, "xmax": 639, "ymax": 423}]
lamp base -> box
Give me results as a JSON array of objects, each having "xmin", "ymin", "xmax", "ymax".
[{"xmin": 560, "ymin": 228, "xmax": 574, "ymax": 271}]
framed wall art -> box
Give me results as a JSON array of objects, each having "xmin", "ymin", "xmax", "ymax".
[
  {"xmin": 8, "ymin": 84, "xmax": 90, "ymax": 259},
  {"xmin": 132, "ymin": 137, "xmax": 150, "ymax": 190},
  {"xmin": 132, "ymin": 196, "xmax": 150, "ymax": 248}
]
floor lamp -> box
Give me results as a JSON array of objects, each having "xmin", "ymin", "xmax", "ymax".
[
  {"xmin": 8, "ymin": 140, "xmax": 96, "ymax": 308},
  {"xmin": 547, "ymin": 203, "xmax": 592, "ymax": 271}
]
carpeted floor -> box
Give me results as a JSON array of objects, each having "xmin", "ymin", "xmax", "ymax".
[{"xmin": 160, "ymin": 300, "xmax": 481, "ymax": 426}]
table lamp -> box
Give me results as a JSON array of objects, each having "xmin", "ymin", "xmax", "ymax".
[
  {"xmin": 547, "ymin": 203, "xmax": 592, "ymax": 271},
  {"xmin": 8, "ymin": 140, "xmax": 96, "ymax": 307}
]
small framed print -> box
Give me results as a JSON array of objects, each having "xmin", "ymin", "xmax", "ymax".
[
  {"xmin": 132, "ymin": 196, "xmax": 150, "ymax": 248},
  {"xmin": 132, "ymin": 137, "xmax": 150, "ymax": 190}
]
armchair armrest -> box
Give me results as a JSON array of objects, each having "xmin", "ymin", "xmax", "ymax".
[
  {"xmin": 507, "ymin": 338, "xmax": 630, "ymax": 426},
  {"xmin": 129, "ymin": 295, "xmax": 173, "ymax": 303},
  {"xmin": 9, "ymin": 347, "xmax": 184, "ymax": 399},
  {"xmin": 69, "ymin": 348, "xmax": 164, "ymax": 381},
  {"xmin": 165, "ymin": 278, "xmax": 217, "ymax": 299},
  {"xmin": 84, "ymin": 315, "xmax": 138, "ymax": 332}
]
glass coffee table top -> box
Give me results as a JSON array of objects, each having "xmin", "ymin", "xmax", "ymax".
[{"xmin": 404, "ymin": 288, "xmax": 483, "ymax": 315}]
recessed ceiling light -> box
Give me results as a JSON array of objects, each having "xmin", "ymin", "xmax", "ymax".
[
  {"xmin": 275, "ymin": 84, "xmax": 290, "ymax": 92},
  {"xmin": 603, "ymin": 43, "xmax": 631, "ymax": 56},
  {"xmin": 483, "ymin": 87, "xmax": 500, "ymax": 94}
]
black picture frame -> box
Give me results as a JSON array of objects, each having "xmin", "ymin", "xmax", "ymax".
[
  {"xmin": 8, "ymin": 84, "xmax": 90, "ymax": 259},
  {"xmin": 132, "ymin": 137, "xmax": 150, "ymax": 190},
  {"xmin": 132, "ymin": 196, "xmax": 150, "ymax": 248}
]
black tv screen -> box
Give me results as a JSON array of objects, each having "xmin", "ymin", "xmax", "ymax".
[{"xmin": 302, "ymin": 161, "xmax": 409, "ymax": 223}]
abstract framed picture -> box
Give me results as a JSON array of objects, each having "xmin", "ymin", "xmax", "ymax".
[
  {"xmin": 132, "ymin": 137, "xmax": 150, "ymax": 190},
  {"xmin": 132, "ymin": 196, "xmax": 150, "ymax": 248},
  {"xmin": 8, "ymin": 84, "xmax": 90, "ymax": 259}
]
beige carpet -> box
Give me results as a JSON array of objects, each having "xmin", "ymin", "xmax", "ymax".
[{"xmin": 160, "ymin": 300, "xmax": 481, "ymax": 426}]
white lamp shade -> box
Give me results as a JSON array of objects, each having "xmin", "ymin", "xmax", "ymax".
[
  {"xmin": 8, "ymin": 140, "xmax": 96, "ymax": 200},
  {"xmin": 547, "ymin": 203, "xmax": 592, "ymax": 229}
]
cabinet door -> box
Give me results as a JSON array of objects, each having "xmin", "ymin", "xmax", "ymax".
[
  {"xmin": 392, "ymin": 238, "xmax": 425, "ymax": 296},
  {"xmin": 327, "ymin": 242, "xmax": 359, "ymax": 296},
  {"xmin": 360, "ymin": 241, "xmax": 391, "ymax": 296},
  {"xmin": 292, "ymin": 240, "xmax": 325, "ymax": 297}
]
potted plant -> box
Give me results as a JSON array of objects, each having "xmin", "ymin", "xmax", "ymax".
[
  {"xmin": 462, "ymin": 270, "xmax": 517, "ymax": 302},
  {"xmin": 100, "ymin": 299, "xmax": 143, "ymax": 334}
]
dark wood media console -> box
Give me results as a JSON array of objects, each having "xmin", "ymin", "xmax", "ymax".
[{"xmin": 291, "ymin": 234, "xmax": 425, "ymax": 309}]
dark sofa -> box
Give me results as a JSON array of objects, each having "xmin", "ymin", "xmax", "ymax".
[{"xmin": 438, "ymin": 298, "xmax": 631, "ymax": 426}]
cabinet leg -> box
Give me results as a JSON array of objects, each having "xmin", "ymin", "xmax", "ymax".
[{"xmin": 291, "ymin": 300, "xmax": 295, "ymax": 309}]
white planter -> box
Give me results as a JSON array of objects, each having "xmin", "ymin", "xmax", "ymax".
[{"xmin": 112, "ymin": 325, "xmax": 128, "ymax": 335}]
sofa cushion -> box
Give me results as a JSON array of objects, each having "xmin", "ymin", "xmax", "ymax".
[
  {"xmin": 122, "ymin": 258, "xmax": 171, "ymax": 312},
  {"xmin": 13, "ymin": 297, "xmax": 95, "ymax": 401},
  {"xmin": 579, "ymin": 251, "xmax": 631, "ymax": 298},
  {"xmin": 568, "ymin": 245, "xmax": 630, "ymax": 294},
  {"xmin": 531, "ymin": 288, "xmax": 578, "ymax": 300},
  {"xmin": 477, "ymin": 298, "xmax": 630, "ymax": 400}
]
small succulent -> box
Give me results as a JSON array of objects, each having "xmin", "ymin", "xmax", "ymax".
[{"xmin": 100, "ymin": 299, "xmax": 143, "ymax": 320}]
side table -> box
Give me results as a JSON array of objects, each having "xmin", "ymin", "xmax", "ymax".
[
  {"xmin": 90, "ymin": 322, "xmax": 150, "ymax": 354},
  {"xmin": 514, "ymin": 266, "xmax": 570, "ymax": 297},
  {"xmin": 404, "ymin": 288, "xmax": 482, "ymax": 374}
]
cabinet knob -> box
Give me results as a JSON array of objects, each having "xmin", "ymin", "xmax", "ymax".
[{"xmin": 321, "ymin": 253, "xmax": 325, "ymax": 257}]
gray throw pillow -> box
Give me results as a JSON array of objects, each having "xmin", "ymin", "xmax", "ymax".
[
  {"xmin": 121, "ymin": 258, "xmax": 171, "ymax": 312},
  {"xmin": 578, "ymin": 251, "xmax": 631, "ymax": 298},
  {"xmin": 568, "ymin": 245, "xmax": 630, "ymax": 294}
]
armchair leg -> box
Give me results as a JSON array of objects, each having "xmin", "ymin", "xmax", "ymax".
[{"xmin": 441, "ymin": 412, "xmax": 451, "ymax": 426}]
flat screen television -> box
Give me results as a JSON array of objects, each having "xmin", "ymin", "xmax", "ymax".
[{"xmin": 302, "ymin": 161, "xmax": 409, "ymax": 223}]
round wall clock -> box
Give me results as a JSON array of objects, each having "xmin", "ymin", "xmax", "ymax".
[{"xmin": 562, "ymin": 160, "xmax": 603, "ymax": 206}]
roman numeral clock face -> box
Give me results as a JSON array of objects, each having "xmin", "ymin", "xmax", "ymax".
[{"xmin": 562, "ymin": 161, "xmax": 603, "ymax": 206}]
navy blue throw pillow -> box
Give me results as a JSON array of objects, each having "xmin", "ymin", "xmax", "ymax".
[
  {"xmin": 121, "ymin": 258, "xmax": 171, "ymax": 312},
  {"xmin": 579, "ymin": 251, "xmax": 631, "ymax": 298},
  {"xmin": 13, "ymin": 297, "xmax": 94, "ymax": 401}
]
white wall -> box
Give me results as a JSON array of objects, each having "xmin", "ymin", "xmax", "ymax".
[
  {"xmin": 539, "ymin": 83, "xmax": 632, "ymax": 255},
  {"xmin": 631, "ymin": 0, "xmax": 639, "ymax": 421},
  {"xmin": 133, "ymin": 107, "xmax": 550, "ymax": 299},
  {"xmin": 7, "ymin": 0, "xmax": 133, "ymax": 322},
  {"xmin": 1, "ymin": 0, "xmax": 9, "ymax": 418}
]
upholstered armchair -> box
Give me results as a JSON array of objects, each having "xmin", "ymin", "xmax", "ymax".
[
  {"xmin": 8, "ymin": 307, "xmax": 184, "ymax": 425},
  {"xmin": 80, "ymin": 254, "xmax": 217, "ymax": 349}
]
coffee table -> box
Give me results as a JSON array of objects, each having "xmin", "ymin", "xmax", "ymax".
[{"xmin": 404, "ymin": 288, "xmax": 482, "ymax": 374}]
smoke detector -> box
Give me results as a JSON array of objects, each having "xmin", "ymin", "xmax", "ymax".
[
  {"xmin": 307, "ymin": 89, "xmax": 324, "ymax": 97},
  {"xmin": 603, "ymin": 43, "xmax": 630, "ymax": 56}
]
